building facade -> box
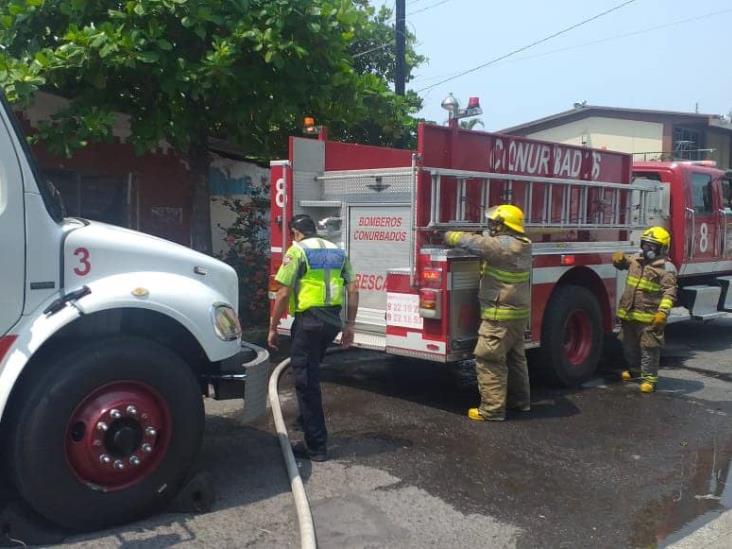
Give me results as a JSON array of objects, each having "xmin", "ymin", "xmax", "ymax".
[
  {"xmin": 501, "ymin": 105, "xmax": 732, "ymax": 169},
  {"xmin": 18, "ymin": 92, "xmax": 269, "ymax": 250}
]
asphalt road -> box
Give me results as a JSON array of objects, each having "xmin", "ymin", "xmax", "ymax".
[{"xmin": 50, "ymin": 318, "xmax": 732, "ymax": 547}]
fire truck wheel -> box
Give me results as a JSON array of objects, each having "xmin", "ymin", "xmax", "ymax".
[
  {"xmin": 540, "ymin": 285, "xmax": 603, "ymax": 387},
  {"xmin": 7, "ymin": 336, "xmax": 204, "ymax": 532}
]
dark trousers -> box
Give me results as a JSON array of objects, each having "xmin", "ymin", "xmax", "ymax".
[{"xmin": 291, "ymin": 309, "xmax": 340, "ymax": 451}]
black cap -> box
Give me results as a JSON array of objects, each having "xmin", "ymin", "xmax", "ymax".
[{"xmin": 291, "ymin": 214, "xmax": 316, "ymax": 236}]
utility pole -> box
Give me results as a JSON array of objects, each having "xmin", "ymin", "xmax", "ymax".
[{"xmin": 395, "ymin": 0, "xmax": 406, "ymax": 96}]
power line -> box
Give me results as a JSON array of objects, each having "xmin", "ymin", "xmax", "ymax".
[
  {"xmin": 412, "ymin": 7, "xmax": 732, "ymax": 84},
  {"xmin": 352, "ymin": 28, "xmax": 408, "ymax": 59},
  {"xmin": 408, "ymin": 0, "xmax": 453, "ymax": 17},
  {"xmin": 353, "ymin": 42, "xmax": 389, "ymax": 59},
  {"xmin": 352, "ymin": 0, "xmax": 452, "ymax": 59},
  {"xmin": 494, "ymin": 8, "xmax": 732, "ymax": 68},
  {"xmin": 417, "ymin": 0, "xmax": 639, "ymax": 92}
]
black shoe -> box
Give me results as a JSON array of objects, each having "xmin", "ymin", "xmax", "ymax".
[{"xmin": 291, "ymin": 441, "xmax": 328, "ymax": 462}]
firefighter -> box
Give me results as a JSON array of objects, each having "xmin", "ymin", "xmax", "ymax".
[
  {"xmin": 269, "ymin": 214, "xmax": 359, "ymax": 461},
  {"xmin": 612, "ymin": 226, "xmax": 677, "ymax": 393},
  {"xmin": 444, "ymin": 204, "xmax": 532, "ymax": 421}
]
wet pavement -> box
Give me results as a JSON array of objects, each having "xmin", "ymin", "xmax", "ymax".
[
  {"xmin": 313, "ymin": 328, "xmax": 732, "ymax": 548},
  {"xmin": 51, "ymin": 318, "xmax": 732, "ymax": 547}
]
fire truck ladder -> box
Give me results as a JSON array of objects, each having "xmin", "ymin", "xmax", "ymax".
[{"xmin": 421, "ymin": 167, "xmax": 658, "ymax": 232}]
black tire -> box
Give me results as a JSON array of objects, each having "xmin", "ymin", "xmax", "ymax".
[
  {"xmin": 8, "ymin": 336, "xmax": 204, "ymax": 532},
  {"xmin": 539, "ymin": 284, "xmax": 604, "ymax": 387}
]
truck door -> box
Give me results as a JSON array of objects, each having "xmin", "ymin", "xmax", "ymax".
[
  {"xmin": 684, "ymin": 171, "xmax": 720, "ymax": 264},
  {"xmin": 0, "ymin": 109, "xmax": 26, "ymax": 334},
  {"xmin": 719, "ymin": 174, "xmax": 732, "ymax": 259}
]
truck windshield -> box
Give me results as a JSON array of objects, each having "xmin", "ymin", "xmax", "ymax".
[{"xmin": 0, "ymin": 92, "xmax": 63, "ymax": 222}]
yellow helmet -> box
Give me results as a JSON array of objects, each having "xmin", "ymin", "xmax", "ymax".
[
  {"xmin": 641, "ymin": 226, "xmax": 671, "ymax": 249},
  {"xmin": 486, "ymin": 204, "xmax": 525, "ymax": 234}
]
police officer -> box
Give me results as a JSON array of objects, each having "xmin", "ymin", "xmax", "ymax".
[
  {"xmin": 612, "ymin": 226, "xmax": 677, "ymax": 393},
  {"xmin": 269, "ymin": 214, "xmax": 359, "ymax": 461},
  {"xmin": 444, "ymin": 204, "xmax": 532, "ymax": 421}
]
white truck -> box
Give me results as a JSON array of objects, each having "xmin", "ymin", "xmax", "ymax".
[{"xmin": 0, "ymin": 95, "xmax": 269, "ymax": 532}]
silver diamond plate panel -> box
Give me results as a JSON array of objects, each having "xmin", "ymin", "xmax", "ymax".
[{"xmin": 320, "ymin": 169, "xmax": 413, "ymax": 202}]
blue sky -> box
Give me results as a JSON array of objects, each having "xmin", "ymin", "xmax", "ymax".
[{"xmin": 370, "ymin": 0, "xmax": 732, "ymax": 130}]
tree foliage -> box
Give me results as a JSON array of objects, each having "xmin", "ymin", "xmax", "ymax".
[
  {"xmin": 0, "ymin": 0, "xmax": 423, "ymax": 159},
  {"xmin": 0, "ymin": 0, "xmax": 425, "ymax": 252}
]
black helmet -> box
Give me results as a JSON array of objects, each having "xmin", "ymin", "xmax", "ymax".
[{"xmin": 290, "ymin": 214, "xmax": 316, "ymax": 236}]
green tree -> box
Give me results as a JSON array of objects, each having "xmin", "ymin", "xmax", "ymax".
[
  {"xmin": 0, "ymin": 0, "xmax": 423, "ymax": 252},
  {"xmin": 342, "ymin": 0, "xmax": 424, "ymax": 147}
]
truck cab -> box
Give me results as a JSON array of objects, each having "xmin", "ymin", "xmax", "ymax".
[
  {"xmin": 633, "ymin": 161, "xmax": 732, "ymax": 320},
  {"xmin": 0, "ymin": 95, "xmax": 269, "ymax": 533}
]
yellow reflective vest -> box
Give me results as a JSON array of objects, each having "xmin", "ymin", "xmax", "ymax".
[{"xmin": 277, "ymin": 237, "xmax": 348, "ymax": 313}]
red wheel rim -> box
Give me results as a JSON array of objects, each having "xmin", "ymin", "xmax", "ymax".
[
  {"xmin": 65, "ymin": 381, "xmax": 171, "ymax": 491},
  {"xmin": 563, "ymin": 309, "xmax": 592, "ymax": 366}
]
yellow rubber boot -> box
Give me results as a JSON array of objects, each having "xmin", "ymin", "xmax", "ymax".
[
  {"xmin": 620, "ymin": 370, "xmax": 632, "ymax": 382},
  {"xmin": 467, "ymin": 408, "xmax": 485, "ymax": 421},
  {"xmin": 640, "ymin": 381, "xmax": 655, "ymax": 393},
  {"xmin": 467, "ymin": 408, "xmax": 504, "ymax": 421}
]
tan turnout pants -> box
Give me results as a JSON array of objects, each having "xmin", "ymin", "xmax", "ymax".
[
  {"xmin": 619, "ymin": 320, "xmax": 663, "ymax": 384},
  {"xmin": 473, "ymin": 319, "xmax": 531, "ymax": 420}
]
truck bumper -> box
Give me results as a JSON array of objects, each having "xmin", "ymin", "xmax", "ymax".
[{"xmin": 210, "ymin": 341, "xmax": 270, "ymax": 422}]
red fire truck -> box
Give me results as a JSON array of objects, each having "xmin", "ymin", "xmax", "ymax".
[{"xmin": 269, "ymin": 121, "xmax": 732, "ymax": 386}]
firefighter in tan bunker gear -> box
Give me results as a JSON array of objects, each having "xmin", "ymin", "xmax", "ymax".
[
  {"xmin": 612, "ymin": 226, "xmax": 677, "ymax": 393},
  {"xmin": 445, "ymin": 204, "xmax": 532, "ymax": 421}
]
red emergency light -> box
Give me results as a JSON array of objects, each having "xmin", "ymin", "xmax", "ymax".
[
  {"xmin": 420, "ymin": 267, "xmax": 443, "ymax": 287},
  {"xmin": 419, "ymin": 288, "xmax": 442, "ymax": 320},
  {"xmin": 419, "ymin": 289, "xmax": 438, "ymax": 309},
  {"xmin": 467, "ymin": 97, "xmax": 480, "ymax": 109}
]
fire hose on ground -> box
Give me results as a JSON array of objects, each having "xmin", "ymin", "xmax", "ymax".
[{"xmin": 268, "ymin": 356, "xmax": 317, "ymax": 549}]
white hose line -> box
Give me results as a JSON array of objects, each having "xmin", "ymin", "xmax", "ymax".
[{"xmin": 269, "ymin": 357, "xmax": 317, "ymax": 549}]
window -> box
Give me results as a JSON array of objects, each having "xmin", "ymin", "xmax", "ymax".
[
  {"xmin": 632, "ymin": 171, "xmax": 662, "ymax": 182},
  {"xmin": 722, "ymin": 177, "xmax": 732, "ymax": 210},
  {"xmin": 673, "ymin": 126, "xmax": 703, "ymax": 160},
  {"xmin": 45, "ymin": 170, "xmax": 137, "ymax": 227},
  {"xmin": 691, "ymin": 173, "xmax": 713, "ymax": 214}
]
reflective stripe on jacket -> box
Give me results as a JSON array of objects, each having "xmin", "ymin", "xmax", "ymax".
[
  {"xmin": 445, "ymin": 231, "xmax": 532, "ymax": 322},
  {"xmin": 614, "ymin": 253, "xmax": 677, "ymax": 324}
]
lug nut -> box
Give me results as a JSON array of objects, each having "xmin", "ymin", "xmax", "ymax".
[
  {"xmin": 110, "ymin": 409, "xmax": 122, "ymax": 419},
  {"xmin": 96, "ymin": 421, "xmax": 108, "ymax": 432},
  {"xmin": 93, "ymin": 439, "xmax": 103, "ymax": 447},
  {"xmin": 126, "ymin": 405, "xmax": 138, "ymax": 416},
  {"xmin": 142, "ymin": 443, "xmax": 153, "ymax": 453},
  {"xmin": 145, "ymin": 427, "xmax": 157, "ymax": 437},
  {"xmin": 129, "ymin": 456, "xmax": 141, "ymax": 466},
  {"xmin": 99, "ymin": 454, "xmax": 112, "ymax": 464},
  {"xmin": 113, "ymin": 460, "xmax": 125, "ymax": 471}
]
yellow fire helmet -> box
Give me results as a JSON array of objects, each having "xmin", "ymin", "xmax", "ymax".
[
  {"xmin": 641, "ymin": 226, "xmax": 671, "ymax": 249},
  {"xmin": 486, "ymin": 204, "xmax": 525, "ymax": 234}
]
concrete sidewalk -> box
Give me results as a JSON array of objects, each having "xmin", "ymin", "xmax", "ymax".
[{"xmin": 668, "ymin": 509, "xmax": 732, "ymax": 548}]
